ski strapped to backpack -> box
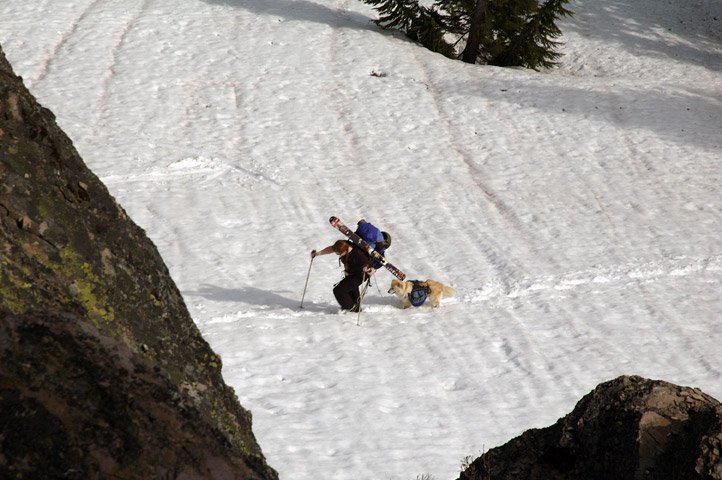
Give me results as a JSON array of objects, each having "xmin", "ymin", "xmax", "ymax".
[{"xmin": 329, "ymin": 216, "xmax": 406, "ymax": 280}]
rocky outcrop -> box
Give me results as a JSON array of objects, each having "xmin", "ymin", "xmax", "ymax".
[
  {"xmin": 459, "ymin": 375, "xmax": 722, "ymax": 480},
  {"xmin": 0, "ymin": 44, "xmax": 277, "ymax": 479}
]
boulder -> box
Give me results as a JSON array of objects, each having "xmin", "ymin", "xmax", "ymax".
[
  {"xmin": 0, "ymin": 43, "xmax": 277, "ymax": 479},
  {"xmin": 459, "ymin": 375, "xmax": 722, "ymax": 480}
]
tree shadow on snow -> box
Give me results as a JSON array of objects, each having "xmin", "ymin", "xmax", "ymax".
[
  {"xmin": 561, "ymin": 0, "xmax": 722, "ymax": 71},
  {"xmin": 199, "ymin": 0, "xmax": 377, "ymax": 32},
  {"xmin": 451, "ymin": 75, "xmax": 721, "ymax": 154}
]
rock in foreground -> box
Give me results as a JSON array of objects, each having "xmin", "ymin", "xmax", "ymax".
[
  {"xmin": 0, "ymin": 43, "xmax": 277, "ymax": 480},
  {"xmin": 459, "ymin": 375, "xmax": 722, "ymax": 480}
]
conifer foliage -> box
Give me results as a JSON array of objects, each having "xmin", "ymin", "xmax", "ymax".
[
  {"xmin": 360, "ymin": 0, "xmax": 573, "ymax": 70},
  {"xmin": 363, "ymin": 0, "xmax": 457, "ymax": 58}
]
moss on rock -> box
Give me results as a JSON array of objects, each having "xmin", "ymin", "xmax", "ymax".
[{"xmin": 0, "ymin": 42, "xmax": 277, "ymax": 480}]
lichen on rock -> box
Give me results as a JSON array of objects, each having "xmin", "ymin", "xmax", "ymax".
[{"xmin": 0, "ymin": 43, "xmax": 277, "ymax": 480}]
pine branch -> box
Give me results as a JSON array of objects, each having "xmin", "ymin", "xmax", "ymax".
[
  {"xmin": 361, "ymin": 0, "xmax": 456, "ymax": 58},
  {"xmin": 358, "ymin": 0, "xmax": 573, "ymax": 69}
]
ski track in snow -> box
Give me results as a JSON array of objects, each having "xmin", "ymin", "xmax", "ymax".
[
  {"xmin": 194, "ymin": 252, "xmax": 721, "ymax": 320},
  {"xmin": 30, "ymin": 0, "xmax": 103, "ymax": 87},
  {"xmin": 94, "ymin": 0, "xmax": 153, "ymax": 133}
]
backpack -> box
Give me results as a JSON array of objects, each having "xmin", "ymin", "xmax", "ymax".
[
  {"xmin": 355, "ymin": 220, "xmax": 391, "ymax": 252},
  {"xmin": 408, "ymin": 281, "xmax": 430, "ymax": 307},
  {"xmin": 355, "ymin": 221, "xmax": 382, "ymax": 245}
]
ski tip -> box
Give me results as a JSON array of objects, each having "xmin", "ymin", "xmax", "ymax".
[{"xmin": 329, "ymin": 216, "xmax": 339, "ymax": 225}]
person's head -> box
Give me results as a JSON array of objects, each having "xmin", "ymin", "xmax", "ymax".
[
  {"xmin": 378, "ymin": 231, "xmax": 391, "ymax": 250},
  {"xmin": 332, "ymin": 240, "xmax": 352, "ymax": 256}
]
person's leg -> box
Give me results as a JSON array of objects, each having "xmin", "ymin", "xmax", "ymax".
[
  {"xmin": 333, "ymin": 275, "xmax": 362, "ymax": 310},
  {"xmin": 348, "ymin": 287, "xmax": 362, "ymax": 313}
]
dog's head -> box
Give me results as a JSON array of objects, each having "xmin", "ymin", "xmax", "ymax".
[{"xmin": 388, "ymin": 279, "xmax": 411, "ymax": 297}]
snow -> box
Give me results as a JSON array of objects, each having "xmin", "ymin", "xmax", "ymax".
[{"xmin": 2, "ymin": 0, "xmax": 720, "ymax": 478}]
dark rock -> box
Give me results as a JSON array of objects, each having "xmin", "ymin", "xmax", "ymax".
[
  {"xmin": 0, "ymin": 43, "xmax": 277, "ymax": 479},
  {"xmin": 459, "ymin": 375, "xmax": 722, "ymax": 480}
]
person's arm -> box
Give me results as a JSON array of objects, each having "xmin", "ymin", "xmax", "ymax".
[{"xmin": 311, "ymin": 245, "xmax": 335, "ymax": 258}]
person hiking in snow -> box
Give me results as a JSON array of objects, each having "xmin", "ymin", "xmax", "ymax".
[{"xmin": 311, "ymin": 239, "xmax": 375, "ymax": 312}]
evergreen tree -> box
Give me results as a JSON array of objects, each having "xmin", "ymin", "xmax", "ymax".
[
  {"xmin": 491, "ymin": 0, "xmax": 574, "ymax": 69},
  {"xmin": 359, "ymin": 0, "xmax": 573, "ymax": 69},
  {"xmin": 363, "ymin": 0, "xmax": 456, "ymax": 58}
]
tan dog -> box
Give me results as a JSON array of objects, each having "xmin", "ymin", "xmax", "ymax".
[{"xmin": 388, "ymin": 279, "xmax": 455, "ymax": 308}]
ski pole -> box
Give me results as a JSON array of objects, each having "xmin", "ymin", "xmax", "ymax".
[
  {"xmin": 300, "ymin": 253, "xmax": 315, "ymax": 309},
  {"xmin": 357, "ymin": 273, "xmax": 370, "ymax": 326}
]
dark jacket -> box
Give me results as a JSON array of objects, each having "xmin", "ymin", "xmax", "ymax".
[
  {"xmin": 334, "ymin": 247, "xmax": 373, "ymax": 312},
  {"xmin": 342, "ymin": 247, "xmax": 373, "ymax": 278}
]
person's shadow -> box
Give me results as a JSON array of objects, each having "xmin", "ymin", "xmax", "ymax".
[
  {"xmin": 183, "ymin": 283, "xmax": 398, "ymax": 311},
  {"xmin": 183, "ymin": 284, "xmax": 331, "ymax": 312}
]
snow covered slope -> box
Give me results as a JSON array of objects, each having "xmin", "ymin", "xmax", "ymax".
[{"xmin": 1, "ymin": 0, "xmax": 720, "ymax": 478}]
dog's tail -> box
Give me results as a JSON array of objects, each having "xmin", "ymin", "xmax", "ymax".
[{"xmin": 443, "ymin": 285, "xmax": 455, "ymax": 298}]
